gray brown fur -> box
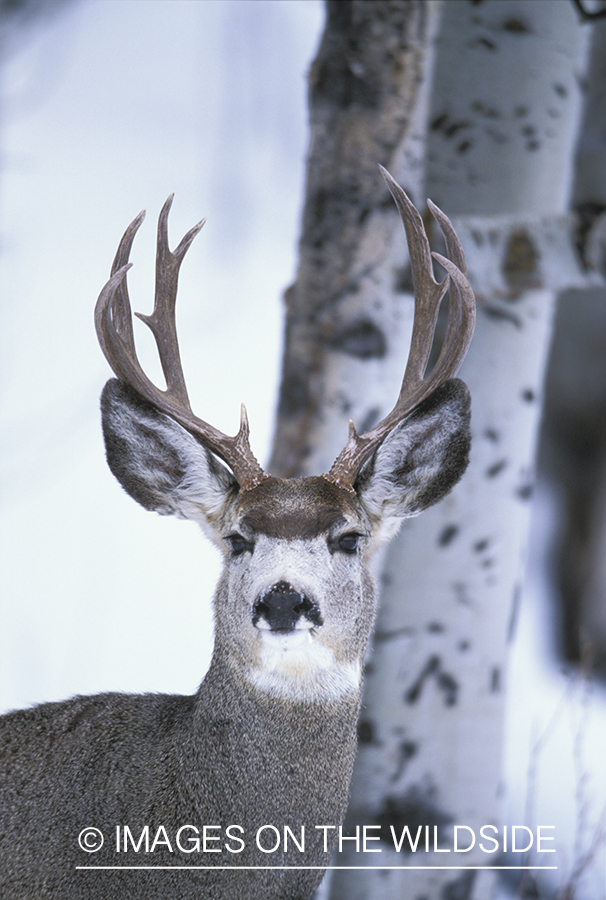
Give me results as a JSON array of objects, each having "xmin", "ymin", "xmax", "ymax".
[{"xmin": 0, "ymin": 376, "xmax": 470, "ymax": 899}]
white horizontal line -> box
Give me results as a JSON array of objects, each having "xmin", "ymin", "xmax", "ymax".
[{"xmin": 76, "ymin": 865, "xmax": 558, "ymax": 871}]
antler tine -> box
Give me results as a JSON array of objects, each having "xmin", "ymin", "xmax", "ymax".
[
  {"xmin": 427, "ymin": 199, "xmax": 475, "ymax": 387},
  {"xmin": 109, "ymin": 209, "xmax": 146, "ymax": 347},
  {"xmin": 95, "ymin": 209, "xmax": 145, "ymax": 376},
  {"xmin": 95, "ymin": 198, "xmax": 267, "ymax": 491},
  {"xmin": 381, "ymin": 167, "xmax": 450, "ymax": 392},
  {"xmin": 135, "ymin": 195, "xmax": 204, "ymax": 408},
  {"xmin": 325, "ymin": 167, "xmax": 475, "ymax": 492}
]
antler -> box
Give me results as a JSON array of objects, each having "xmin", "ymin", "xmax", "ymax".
[
  {"xmin": 95, "ymin": 196, "xmax": 267, "ymax": 490},
  {"xmin": 326, "ymin": 166, "xmax": 476, "ymax": 491}
]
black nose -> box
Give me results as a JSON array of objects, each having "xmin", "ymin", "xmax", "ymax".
[{"xmin": 253, "ymin": 581, "xmax": 322, "ymax": 633}]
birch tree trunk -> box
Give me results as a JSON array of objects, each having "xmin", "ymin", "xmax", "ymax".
[
  {"xmin": 269, "ymin": 2, "xmax": 593, "ymax": 899},
  {"xmin": 269, "ymin": 0, "xmax": 439, "ymax": 479}
]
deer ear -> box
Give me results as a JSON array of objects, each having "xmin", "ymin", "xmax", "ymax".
[
  {"xmin": 100, "ymin": 379, "xmax": 237, "ymax": 529},
  {"xmin": 356, "ymin": 380, "xmax": 471, "ymax": 541}
]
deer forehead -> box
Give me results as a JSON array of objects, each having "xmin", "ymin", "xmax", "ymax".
[
  {"xmin": 230, "ymin": 475, "xmax": 364, "ymax": 539},
  {"xmin": 238, "ymin": 534, "xmax": 359, "ymax": 597}
]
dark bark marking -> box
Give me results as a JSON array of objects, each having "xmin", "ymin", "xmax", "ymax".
[
  {"xmin": 429, "ymin": 113, "xmax": 473, "ymax": 153},
  {"xmin": 357, "ymin": 720, "xmax": 377, "ymax": 745},
  {"xmin": 471, "ymin": 100, "xmax": 501, "ymax": 119},
  {"xmin": 521, "ymin": 388, "xmax": 535, "ymax": 403},
  {"xmin": 469, "ymin": 35, "xmax": 497, "ymax": 51},
  {"xmin": 501, "ymin": 17, "xmax": 531, "ymax": 34},
  {"xmin": 445, "ymin": 120, "xmax": 472, "ymax": 138},
  {"xmin": 490, "ymin": 667, "xmax": 501, "ymax": 693},
  {"xmin": 485, "ymin": 459, "xmax": 507, "ymax": 478},
  {"xmin": 371, "ymin": 788, "xmax": 453, "ymax": 849},
  {"xmin": 453, "ymin": 581, "xmax": 472, "ymax": 606},
  {"xmin": 441, "ymin": 870, "xmax": 477, "ymax": 900},
  {"xmin": 374, "ymin": 625, "xmax": 414, "ymax": 643},
  {"xmin": 276, "ymin": 360, "xmax": 312, "ymax": 420},
  {"xmin": 438, "ymin": 524, "xmax": 459, "ymax": 547},
  {"xmin": 391, "ymin": 739, "xmax": 418, "ymax": 782},
  {"xmin": 502, "ymin": 228, "xmax": 540, "ymax": 292},
  {"xmin": 405, "ymin": 655, "xmax": 459, "ymax": 706},
  {"xmin": 406, "ymin": 655, "xmax": 439, "ymax": 703},
  {"xmin": 482, "ymin": 304, "xmax": 523, "ymax": 329},
  {"xmin": 516, "ymin": 482, "xmax": 533, "ymax": 501},
  {"xmin": 430, "ymin": 112, "xmax": 449, "ymax": 132},
  {"xmin": 329, "ymin": 319, "xmax": 387, "ymax": 359},
  {"xmin": 437, "ymin": 670, "xmax": 459, "ymax": 706},
  {"xmin": 306, "ymin": 183, "xmax": 372, "ymax": 252},
  {"xmin": 473, "ymin": 538, "xmax": 490, "ymax": 553}
]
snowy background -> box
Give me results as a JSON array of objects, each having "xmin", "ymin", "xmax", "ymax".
[
  {"xmin": 0, "ymin": 2, "xmax": 604, "ymax": 896},
  {"xmin": 1, "ymin": 0, "xmax": 323, "ymax": 706}
]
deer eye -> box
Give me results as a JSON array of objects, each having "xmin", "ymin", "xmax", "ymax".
[
  {"xmin": 227, "ymin": 534, "xmax": 253, "ymax": 556},
  {"xmin": 337, "ymin": 533, "xmax": 361, "ymax": 554}
]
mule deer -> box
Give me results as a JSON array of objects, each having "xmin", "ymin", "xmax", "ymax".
[{"xmin": 0, "ymin": 168, "xmax": 474, "ymax": 899}]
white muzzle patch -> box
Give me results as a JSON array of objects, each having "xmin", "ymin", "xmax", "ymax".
[{"xmin": 247, "ymin": 629, "xmax": 361, "ymax": 702}]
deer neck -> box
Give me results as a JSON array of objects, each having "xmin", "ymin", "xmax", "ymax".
[
  {"xmin": 197, "ymin": 648, "xmax": 361, "ymax": 765},
  {"xmin": 189, "ymin": 653, "xmax": 361, "ymax": 831}
]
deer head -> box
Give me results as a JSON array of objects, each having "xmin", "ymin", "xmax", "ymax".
[{"xmin": 95, "ymin": 168, "xmax": 475, "ymax": 703}]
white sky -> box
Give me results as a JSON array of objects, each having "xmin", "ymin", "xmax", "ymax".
[{"xmin": 0, "ymin": 0, "xmax": 324, "ymax": 709}]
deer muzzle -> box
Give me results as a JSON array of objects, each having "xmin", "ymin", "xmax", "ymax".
[{"xmin": 253, "ymin": 581, "xmax": 323, "ymax": 633}]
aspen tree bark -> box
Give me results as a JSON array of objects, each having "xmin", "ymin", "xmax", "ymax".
[
  {"xmin": 269, "ymin": 2, "xmax": 594, "ymax": 899},
  {"xmin": 268, "ymin": 0, "xmax": 440, "ymax": 478}
]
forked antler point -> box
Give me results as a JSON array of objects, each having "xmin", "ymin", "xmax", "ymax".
[
  {"xmin": 95, "ymin": 197, "xmax": 267, "ymax": 491},
  {"xmin": 324, "ymin": 167, "xmax": 476, "ymax": 491}
]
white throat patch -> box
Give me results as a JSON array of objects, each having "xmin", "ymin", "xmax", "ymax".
[{"xmin": 247, "ymin": 630, "xmax": 361, "ymax": 702}]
